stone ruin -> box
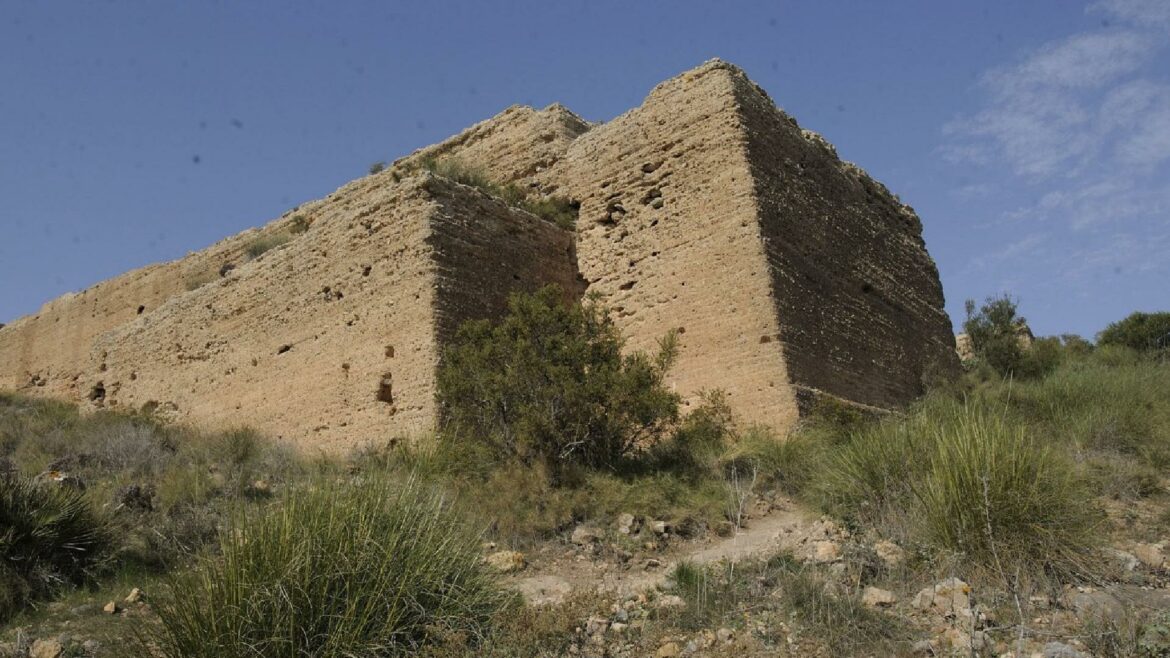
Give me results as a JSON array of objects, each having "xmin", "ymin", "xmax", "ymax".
[{"xmin": 0, "ymin": 60, "xmax": 959, "ymax": 452}]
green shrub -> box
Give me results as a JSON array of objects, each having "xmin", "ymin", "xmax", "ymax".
[
  {"xmin": 0, "ymin": 474, "xmax": 111, "ymax": 621},
  {"xmin": 289, "ymin": 214, "xmax": 310, "ymax": 234},
  {"xmin": 418, "ymin": 157, "xmax": 578, "ymax": 229},
  {"xmin": 1014, "ymin": 335, "xmax": 1064, "ymax": 379},
  {"xmin": 649, "ymin": 390, "xmax": 734, "ymax": 475},
  {"xmin": 517, "ymin": 196, "xmax": 578, "ymax": 231},
  {"xmin": 963, "ymin": 294, "xmax": 1055, "ymax": 378},
  {"xmin": 245, "ymin": 231, "xmax": 291, "ymax": 259},
  {"xmin": 963, "ymin": 294, "xmax": 1024, "ymax": 376},
  {"xmin": 438, "ymin": 286, "xmax": 680, "ymax": 475},
  {"xmin": 1059, "ymin": 333, "xmax": 1094, "ymax": 357},
  {"xmin": 369, "ymin": 161, "xmax": 387, "ymax": 174},
  {"xmin": 1099, "ymin": 311, "xmax": 1170, "ymax": 353},
  {"xmin": 989, "ymin": 358, "xmax": 1170, "ymax": 462},
  {"xmin": 147, "ymin": 477, "xmax": 509, "ymax": 658}
]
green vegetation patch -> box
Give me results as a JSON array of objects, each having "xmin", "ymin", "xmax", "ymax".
[
  {"xmin": 438, "ymin": 286, "xmax": 679, "ymax": 475},
  {"xmin": 0, "ymin": 473, "xmax": 111, "ymax": 622},
  {"xmin": 418, "ymin": 157, "xmax": 578, "ymax": 229},
  {"xmin": 146, "ymin": 477, "xmax": 510, "ymax": 658}
]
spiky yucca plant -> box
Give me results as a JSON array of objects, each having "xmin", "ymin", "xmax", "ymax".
[{"xmin": 0, "ymin": 474, "xmax": 110, "ymax": 620}]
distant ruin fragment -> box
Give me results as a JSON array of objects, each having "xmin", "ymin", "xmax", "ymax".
[{"xmin": 0, "ymin": 60, "xmax": 958, "ymax": 451}]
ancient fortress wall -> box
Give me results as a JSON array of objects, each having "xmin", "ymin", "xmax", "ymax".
[
  {"xmin": 0, "ymin": 218, "xmax": 300, "ymax": 397},
  {"xmin": 396, "ymin": 104, "xmax": 592, "ymax": 190},
  {"xmin": 0, "ymin": 59, "xmax": 958, "ymax": 449},
  {"xmin": 536, "ymin": 63, "xmax": 802, "ymax": 427},
  {"xmin": 1, "ymin": 173, "xmax": 576, "ymax": 451},
  {"xmin": 427, "ymin": 178, "xmax": 583, "ymax": 346},
  {"xmin": 728, "ymin": 68, "xmax": 959, "ymax": 409}
]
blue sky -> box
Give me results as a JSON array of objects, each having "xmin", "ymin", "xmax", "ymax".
[{"xmin": 1, "ymin": 0, "xmax": 1167, "ymax": 339}]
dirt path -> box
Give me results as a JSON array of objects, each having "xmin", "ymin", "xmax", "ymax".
[{"xmin": 510, "ymin": 498, "xmax": 820, "ymax": 605}]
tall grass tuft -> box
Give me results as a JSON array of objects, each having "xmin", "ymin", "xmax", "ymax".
[
  {"xmin": 664, "ymin": 555, "xmax": 906, "ymax": 654},
  {"xmin": 146, "ymin": 476, "xmax": 510, "ymax": 658},
  {"xmin": 244, "ymin": 231, "xmax": 292, "ymax": 259},
  {"xmin": 815, "ymin": 397, "xmax": 1100, "ymax": 580},
  {"xmin": 915, "ymin": 407, "xmax": 1098, "ymax": 578},
  {"xmin": 0, "ymin": 474, "xmax": 111, "ymax": 621}
]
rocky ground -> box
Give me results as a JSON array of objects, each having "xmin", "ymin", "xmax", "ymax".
[
  {"xmin": 488, "ymin": 490, "xmax": 1170, "ymax": 657},
  {"xmin": 6, "ymin": 487, "xmax": 1170, "ymax": 657}
]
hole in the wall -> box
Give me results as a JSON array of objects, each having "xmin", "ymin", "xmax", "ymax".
[
  {"xmin": 277, "ymin": 344, "xmax": 292, "ymax": 355},
  {"xmin": 89, "ymin": 382, "xmax": 106, "ymax": 402},
  {"xmin": 861, "ymin": 283, "xmax": 874, "ymax": 294},
  {"xmin": 512, "ymin": 274, "xmax": 521, "ymax": 281},
  {"xmin": 376, "ymin": 373, "xmax": 394, "ymax": 404},
  {"xmin": 677, "ymin": 326, "xmax": 686, "ymax": 335},
  {"xmin": 137, "ymin": 305, "xmax": 145, "ymax": 315},
  {"xmin": 619, "ymin": 281, "xmax": 636, "ymax": 291},
  {"xmin": 219, "ymin": 262, "xmax": 235, "ymax": 277},
  {"xmin": 759, "ymin": 335, "xmax": 773, "ymax": 344},
  {"xmin": 385, "ymin": 345, "xmax": 395, "ymax": 358},
  {"xmin": 362, "ymin": 265, "xmax": 372, "ymax": 277}
]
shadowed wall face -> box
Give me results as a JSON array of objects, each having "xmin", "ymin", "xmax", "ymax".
[{"xmin": 729, "ymin": 72, "xmax": 959, "ymax": 409}]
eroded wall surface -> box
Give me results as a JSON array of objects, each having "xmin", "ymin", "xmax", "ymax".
[
  {"xmin": 532, "ymin": 60, "xmax": 956, "ymax": 421},
  {"xmin": 427, "ymin": 177, "xmax": 584, "ymax": 346},
  {"xmin": 0, "ymin": 220, "xmax": 299, "ymax": 397},
  {"xmin": 90, "ymin": 177, "xmax": 442, "ymax": 451},
  {"xmin": 539, "ymin": 62, "xmax": 802, "ymax": 428},
  {"xmin": 728, "ymin": 67, "xmax": 960, "ymax": 409},
  {"xmin": 396, "ymin": 104, "xmax": 591, "ymax": 192},
  {"xmin": 1, "ymin": 174, "xmax": 576, "ymax": 451}
]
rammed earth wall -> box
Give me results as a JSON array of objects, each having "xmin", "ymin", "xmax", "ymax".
[{"xmin": 0, "ymin": 59, "xmax": 957, "ymax": 450}]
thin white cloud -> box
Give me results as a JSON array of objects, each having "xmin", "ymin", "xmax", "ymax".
[
  {"xmin": 1102, "ymin": 80, "xmax": 1170, "ymax": 167},
  {"xmin": 967, "ymin": 232, "xmax": 1049, "ymax": 272},
  {"xmin": 946, "ymin": 29, "xmax": 1160, "ymax": 178},
  {"xmin": 944, "ymin": 1, "xmax": 1170, "ymax": 287},
  {"xmin": 1094, "ymin": 0, "xmax": 1170, "ymax": 29},
  {"xmin": 985, "ymin": 31, "xmax": 1152, "ymax": 94}
]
